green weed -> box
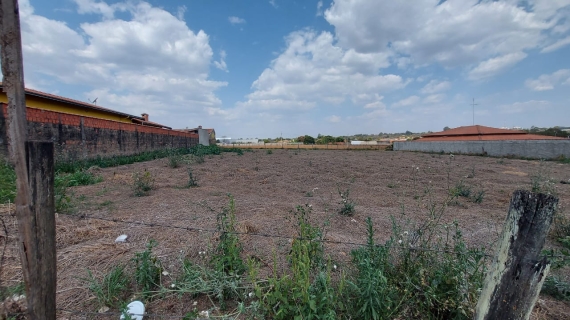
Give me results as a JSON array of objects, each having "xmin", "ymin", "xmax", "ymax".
[
  {"xmin": 338, "ymin": 187, "xmax": 355, "ymax": 216},
  {"xmin": 211, "ymin": 195, "xmax": 245, "ymax": 276},
  {"xmin": 186, "ymin": 167, "xmax": 199, "ymax": 188},
  {"xmin": 134, "ymin": 240, "xmax": 162, "ymax": 298},
  {"xmin": 266, "ymin": 149, "xmax": 273, "ymax": 155},
  {"xmin": 84, "ymin": 265, "xmax": 130, "ymax": 308},
  {"xmin": 0, "ymin": 158, "xmax": 16, "ymax": 204},
  {"xmin": 132, "ymin": 170, "xmax": 154, "ymax": 197},
  {"xmin": 0, "ymin": 282, "xmax": 24, "ymax": 301}
]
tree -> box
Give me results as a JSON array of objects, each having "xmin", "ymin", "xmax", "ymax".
[
  {"xmin": 303, "ymin": 135, "xmax": 315, "ymax": 144},
  {"xmin": 335, "ymin": 136, "xmax": 345, "ymax": 143},
  {"xmin": 443, "ymin": 126, "xmax": 451, "ymax": 131}
]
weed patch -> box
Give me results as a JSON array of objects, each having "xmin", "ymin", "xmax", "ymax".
[
  {"xmin": 134, "ymin": 240, "xmax": 162, "ymax": 298},
  {"xmin": 132, "ymin": 170, "xmax": 154, "ymax": 197},
  {"xmin": 0, "ymin": 159, "xmax": 16, "ymax": 204},
  {"xmin": 84, "ymin": 265, "xmax": 130, "ymax": 308}
]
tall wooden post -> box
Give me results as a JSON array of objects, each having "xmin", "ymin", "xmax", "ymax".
[
  {"xmin": 474, "ymin": 190, "xmax": 558, "ymax": 320},
  {"xmin": 1, "ymin": 1, "xmax": 57, "ymax": 319}
]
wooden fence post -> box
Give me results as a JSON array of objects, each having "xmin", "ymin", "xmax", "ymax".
[
  {"xmin": 1, "ymin": 1, "xmax": 57, "ymax": 318},
  {"xmin": 24, "ymin": 141, "xmax": 57, "ymax": 318},
  {"xmin": 474, "ymin": 190, "xmax": 558, "ymax": 320}
]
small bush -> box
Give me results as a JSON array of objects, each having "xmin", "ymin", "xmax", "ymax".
[
  {"xmin": 84, "ymin": 265, "xmax": 130, "ymax": 308},
  {"xmin": 266, "ymin": 149, "xmax": 273, "ymax": 155},
  {"xmin": 168, "ymin": 151, "xmax": 182, "ymax": 168},
  {"xmin": 132, "ymin": 170, "xmax": 154, "ymax": 197}
]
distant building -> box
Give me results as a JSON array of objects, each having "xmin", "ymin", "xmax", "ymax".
[
  {"xmin": 219, "ymin": 138, "xmax": 260, "ymax": 145},
  {"xmin": 177, "ymin": 126, "xmax": 216, "ymax": 146},
  {"xmin": 418, "ymin": 125, "xmax": 567, "ymax": 141}
]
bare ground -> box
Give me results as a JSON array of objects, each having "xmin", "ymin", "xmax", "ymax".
[{"xmin": 1, "ymin": 149, "xmax": 570, "ymax": 319}]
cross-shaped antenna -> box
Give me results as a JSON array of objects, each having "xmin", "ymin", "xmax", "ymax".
[{"xmin": 470, "ymin": 98, "xmax": 478, "ymax": 125}]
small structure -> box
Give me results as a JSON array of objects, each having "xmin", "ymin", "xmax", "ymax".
[{"xmin": 177, "ymin": 126, "xmax": 216, "ymax": 146}]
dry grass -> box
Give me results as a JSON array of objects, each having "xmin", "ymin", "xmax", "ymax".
[{"xmin": 1, "ymin": 150, "xmax": 569, "ymax": 318}]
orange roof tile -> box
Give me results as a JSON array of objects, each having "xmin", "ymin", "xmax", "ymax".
[
  {"xmin": 423, "ymin": 125, "xmax": 526, "ymax": 137},
  {"xmin": 419, "ymin": 134, "xmax": 566, "ymax": 141}
]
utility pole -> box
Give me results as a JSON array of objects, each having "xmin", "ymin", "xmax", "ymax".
[{"xmin": 470, "ymin": 98, "xmax": 478, "ymax": 125}]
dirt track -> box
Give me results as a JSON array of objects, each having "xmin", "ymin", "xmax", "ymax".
[{"xmin": 1, "ymin": 149, "xmax": 569, "ymax": 318}]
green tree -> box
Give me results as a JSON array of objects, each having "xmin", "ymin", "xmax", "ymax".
[
  {"xmin": 443, "ymin": 126, "xmax": 451, "ymax": 131},
  {"xmin": 303, "ymin": 135, "xmax": 315, "ymax": 144}
]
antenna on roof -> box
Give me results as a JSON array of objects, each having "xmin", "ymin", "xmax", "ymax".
[
  {"xmin": 470, "ymin": 98, "xmax": 478, "ymax": 125},
  {"xmin": 88, "ymin": 97, "xmax": 98, "ymax": 105}
]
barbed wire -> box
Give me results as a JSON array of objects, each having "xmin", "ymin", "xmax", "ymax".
[{"xmin": 67, "ymin": 212, "xmax": 497, "ymax": 258}]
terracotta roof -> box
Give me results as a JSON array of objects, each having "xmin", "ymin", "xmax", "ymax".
[
  {"xmin": 420, "ymin": 134, "xmax": 566, "ymax": 141},
  {"xmin": 1, "ymin": 83, "xmax": 174, "ymax": 129},
  {"xmin": 418, "ymin": 125, "xmax": 567, "ymax": 141},
  {"xmin": 0, "ymin": 82, "xmax": 140, "ymax": 120},
  {"xmin": 423, "ymin": 125, "xmax": 526, "ymax": 137}
]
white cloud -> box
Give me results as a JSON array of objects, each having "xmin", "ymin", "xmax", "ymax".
[
  {"xmin": 525, "ymin": 69, "xmax": 570, "ymax": 91},
  {"xmin": 324, "ymin": 0, "xmax": 561, "ymax": 71},
  {"xmin": 326, "ymin": 115, "xmax": 341, "ymax": 123},
  {"xmin": 176, "ymin": 5, "xmax": 187, "ymax": 20},
  {"xmin": 499, "ymin": 100, "xmax": 550, "ymax": 114},
  {"xmin": 541, "ymin": 36, "xmax": 570, "ymax": 53},
  {"xmin": 228, "ymin": 16, "xmax": 246, "ymax": 25},
  {"xmin": 269, "ymin": 0, "xmax": 278, "ymax": 8},
  {"xmin": 214, "ymin": 50, "xmax": 229, "ymax": 72},
  {"xmin": 20, "ymin": 0, "xmax": 226, "ymax": 128},
  {"xmin": 237, "ymin": 30, "xmax": 405, "ymax": 117},
  {"xmin": 468, "ymin": 52, "xmax": 527, "ymax": 80},
  {"xmin": 316, "ymin": 1, "xmax": 324, "ymax": 16},
  {"xmin": 420, "ymin": 80, "xmax": 451, "ymax": 94},
  {"xmin": 423, "ymin": 94, "xmax": 445, "ymax": 104},
  {"xmin": 392, "ymin": 95, "xmax": 420, "ymax": 108},
  {"xmin": 73, "ymin": 0, "xmax": 119, "ymax": 19}
]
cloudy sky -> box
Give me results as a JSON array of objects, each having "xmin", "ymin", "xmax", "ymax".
[{"xmin": 14, "ymin": 0, "xmax": 570, "ymax": 138}]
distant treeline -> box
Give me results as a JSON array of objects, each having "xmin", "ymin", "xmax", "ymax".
[{"xmin": 526, "ymin": 126, "xmax": 570, "ymax": 138}]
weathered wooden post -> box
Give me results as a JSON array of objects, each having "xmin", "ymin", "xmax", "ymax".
[
  {"xmin": 474, "ymin": 190, "xmax": 558, "ymax": 320},
  {"xmin": 1, "ymin": 0, "xmax": 57, "ymax": 318}
]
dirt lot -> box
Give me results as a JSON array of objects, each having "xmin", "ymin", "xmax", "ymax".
[{"xmin": 1, "ymin": 149, "xmax": 570, "ymax": 319}]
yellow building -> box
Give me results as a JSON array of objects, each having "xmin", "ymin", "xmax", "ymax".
[{"xmin": 0, "ymin": 84, "xmax": 170, "ymax": 128}]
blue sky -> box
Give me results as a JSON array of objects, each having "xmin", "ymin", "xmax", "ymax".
[{"xmin": 14, "ymin": 0, "xmax": 570, "ymax": 138}]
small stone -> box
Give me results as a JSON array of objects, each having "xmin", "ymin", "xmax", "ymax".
[
  {"xmin": 162, "ymin": 270, "xmax": 169, "ymax": 276},
  {"xmin": 98, "ymin": 306, "xmax": 110, "ymax": 313},
  {"xmin": 115, "ymin": 234, "xmax": 128, "ymax": 243}
]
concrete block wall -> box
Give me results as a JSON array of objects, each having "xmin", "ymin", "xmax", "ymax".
[
  {"xmin": 0, "ymin": 103, "xmax": 199, "ymax": 161},
  {"xmin": 393, "ymin": 140, "xmax": 570, "ymax": 159}
]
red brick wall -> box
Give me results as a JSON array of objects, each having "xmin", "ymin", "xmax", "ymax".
[{"xmin": 0, "ymin": 103, "xmax": 199, "ymax": 160}]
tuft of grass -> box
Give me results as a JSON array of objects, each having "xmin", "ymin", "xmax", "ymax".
[
  {"xmin": 541, "ymin": 276, "xmax": 570, "ymax": 301},
  {"xmin": 132, "ymin": 170, "xmax": 154, "ymax": 197},
  {"xmin": 0, "ymin": 282, "xmax": 25, "ymax": 301},
  {"xmin": 266, "ymin": 149, "xmax": 273, "ymax": 155},
  {"xmin": 134, "ymin": 240, "xmax": 162, "ymax": 298},
  {"xmin": 167, "ymin": 150, "xmax": 183, "ymax": 168},
  {"xmin": 84, "ymin": 265, "xmax": 130, "ymax": 308}
]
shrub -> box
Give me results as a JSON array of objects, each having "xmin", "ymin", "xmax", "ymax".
[
  {"xmin": 266, "ymin": 149, "xmax": 273, "ymax": 155},
  {"xmin": 132, "ymin": 170, "xmax": 154, "ymax": 197}
]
